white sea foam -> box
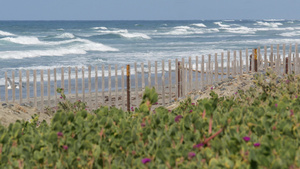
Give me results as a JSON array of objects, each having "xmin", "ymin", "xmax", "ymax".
[
  {"xmin": 214, "ymin": 22, "xmax": 230, "ymax": 28},
  {"xmin": 56, "ymin": 28, "xmax": 64, "ymax": 31},
  {"xmin": 2, "ymin": 36, "xmax": 43, "ymax": 45},
  {"xmin": 263, "ymin": 19, "xmax": 285, "ymax": 22},
  {"xmin": 255, "ymin": 21, "xmax": 283, "ymax": 27},
  {"xmin": 0, "ymin": 39, "xmax": 118, "ymax": 59},
  {"xmin": 163, "ymin": 26, "xmax": 218, "ymax": 35},
  {"xmin": 97, "ymin": 29, "xmax": 151, "ymax": 39},
  {"xmin": 91, "ymin": 27, "xmax": 107, "ymax": 30},
  {"xmin": 0, "ymin": 30, "xmax": 15, "ymax": 36},
  {"xmin": 224, "ymin": 20, "xmax": 235, "ymax": 22},
  {"xmin": 191, "ymin": 23, "xmax": 206, "ymax": 27},
  {"xmin": 279, "ymin": 31, "xmax": 300, "ymax": 37},
  {"xmin": 55, "ymin": 33, "xmax": 75, "ymax": 39},
  {"xmin": 223, "ymin": 26, "xmax": 256, "ymax": 34}
]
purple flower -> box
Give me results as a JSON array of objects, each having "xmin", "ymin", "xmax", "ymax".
[
  {"xmin": 193, "ymin": 143, "xmax": 204, "ymax": 148},
  {"xmin": 78, "ymin": 100, "xmax": 81, "ymax": 102},
  {"xmin": 296, "ymin": 95, "xmax": 298, "ymax": 99},
  {"xmin": 154, "ymin": 102, "xmax": 158, "ymax": 105},
  {"xmin": 253, "ymin": 143, "xmax": 260, "ymax": 147},
  {"xmin": 175, "ymin": 115, "xmax": 183, "ymax": 122},
  {"xmin": 275, "ymin": 103, "xmax": 278, "ymax": 108},
  {"xmin": 191, "ymin": 103, "xmax": 195, "ymax": 105},
  {"xmin": 60, "ymin": 96, "xmax": 63, "ymax": 99},
  {"xmin": 286, "ymin": 80, "xmax": 290, "ymax": 84},
  {"xmin": 235, "ymin": 92, "xmax": 237, "ymax": 95},
  {"xmin": 243, "ymin": 136, "xmax": 250, "ymax": 142},
  {"xmin": 189, "ymin": 110, "xmax": 193, "ymax": 113},
  {"xmin": 290, "ymin": 109, "xmax": 294, "ymax": 116},
  {"xmin": 211, "ymin": 87, "xmax": 213, "ymax": 90},
  {"xmin": 168, "ymin": 110, "xmax": 171, "ymax": 112},
  {"xmin": 188, "ymin": 152, "xmax": 196, "ymax": 158},
  {"xmin": 141, "ymin": 158, "xmax": 151, "ymax": 164},
  {"xmin": 57, "ymin": 132, "xmax": 63, "ymax": 137},
  {"xmin": 141, "ymin": 123, "xmax": 146, "ymax": 127},
  {"xmin": 63, "ymin": 145, "xmax": 68, "ymax": 150}
]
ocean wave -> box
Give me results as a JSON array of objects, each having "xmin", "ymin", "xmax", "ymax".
[
  {"xmin": 0, "ymin": 30, "xmax": 15, "ymax": 36},
  {"xmin": 97, "ymin": 29, "xmax": 151, "ymax": 39},
  {"xmin": 255, "ymin": 21, "xmax": 283, "ymax": 27},
  {"xmin": 163, "ymin": 26, "xmax": 218, "ymax": 35},
  {"xmin": 56, "ymin": 28, "xmax": 64, "ymax": 31},
  {"xmin": 0, "ymin": 36, "xmax": 117, "ymax": 47},
  {"xmin": 191, "ymin": 23, "xmax": 206, "ymax": 27},
  {"xmin": 279, "ymin": 31, "xmax": 300, "ymax": 37},
  {"xmin": 0, "ymin": 39, "xmax": 118, "ymax": 59},
  {"xmin": 214, "ymin": 22, "xmax": 230, "ymax": 28},
  {"xmin": 223, "ymin": 26, "xmax": 256, "ymax": 34},
  {"xmin": 55, "ymin": 33, "xmax": 75, "ymax": 39},
  {"xmin": 91, "ymin": 27, "xmax": 107, "ymax": 30},
  {"xmin": 263, "ymin": 19, "xmax": 285, "ymax": 22}
]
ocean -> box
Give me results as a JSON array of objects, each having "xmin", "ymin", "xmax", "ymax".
[{"xmin": 0, "ymin": 20, "xmax": 299, "ymax": 91}]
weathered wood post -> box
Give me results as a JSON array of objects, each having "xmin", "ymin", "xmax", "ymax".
[
  {"xmin": 126, "ymin": 65, "xmax": 130, "ymax": 111},
  {"xmin": 178, "ymin": 61, "xmax": 181, "ymax": 97},
  {"xmin": 286, "ymin": 57, "xmax": 289, "ymax": 74}
]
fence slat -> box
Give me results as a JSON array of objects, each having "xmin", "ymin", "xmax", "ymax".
[
  {"xmin": 196, "ymin": 56, "xmax": 199, "ymax": 90},
  {"xmin": 75, "ymin": 67, "xmax": 78, "ymax": 101},
  {"xmin": 102, "ymin": 65, "xmax": 105, "ymax": 104},
  {"xmin": 148, "ymin": 61, "xmax": 151, "ymax": 87},
  {"xmin": 189, "ymin": 57, "xmax": 192, "ymax": 91},
  {"xmin": 61, "ymin": 67, "xmax": 64, "ymax": 89},
  {"xmin": 270, "ymin": 45, "xmax": 274, "ymax": 70},
  {"xmin": 233, "ymin": 51, "xmax": 237, "ymax": 76},
  {"xmin": 88, "ymin": 66, "xmax": 92, "ymax": 108},
  {"xmin": 82, "ymin": 66, "xmax": 85, "ymax": 102},
  {"xmin": 95, "ymin": 66, "xmax": 98, "ymax": 109},
  {"xmin": 185, "ymin": 63, "xmax": 188, "ymax": 95},
  {"xmin": 175, "ymin": 59, "xmax": 178, "ymax": 99},
  {"xmin": 54, "ymin": 68, "xmax": 57, "ymax": 112},
  {"xmin": 206, "ymin": 62, "xmax": 209, "ymax": 85},
  {"xmin": 201, "ymin": 55, "xmax": 204, "ymax": 89},
  {"xmin": 162, "ymin": 60, "xmax": 165, "ymax": 106},
  {"xmin": 221, "ymin": 53, "xmax": 224, "ymax": 80},
  {"xmin": 19, "ymin": 70, "xmax": 22, "ymax": 104},
  {"xmin": 215, "ymin": 53, "xmax": 218, "ymax": 81},
  {"xmin": 141, "ymin": 62, "xmax": 145, "ymax": 90},
  {"xmin": 41, "ymin": 70, "xmax": 44, "ymax": 113},
  {"xmin": 208, "ymin": 54, "xmax": 211, "ymax": 84},
  {"xmin": 277, "ymin": 44, "xmax": 280, "ymax": 74},
  {"xmin": 26, "ymin": 70, "xmax": 29, "ymax": 103},
  {"xmin": 155, "ymin": 61, "xmax": 158, "ymax": 91},
  {"xmin": 283, "ymin": 44, "xmax": 286, "ymax": 74},
  {"xmin": 12, "ymin": 71, "xmax": 15, "ymax": 103},
  {"xmin": 33, "ymin": 70, "xmax": 37, "ymax": 107},
  {"xmin": 295, "ymin": 43, "xmax": 298, "ymax": 74},
  {"xmin": 288, "ymin": 44, "xmax": 292, "ymax": 74},
  {"xmin": 121, "ymin": 67, "xmax": 125, "ymax": 110},
  {"xmin": 68, "ymin": 67, "xmax": 71, "ymax": 96},
  {"xmin": 108, "ymin": 65, "xmax": 111, "ymax": 107},
  {"xmin": 239, "ymin": 50, "xmax": 243, "ymax": 75},
  {"xmin": 181, "ymin": 58, "xmax": 185, "ymax": 96},
  {"xmin": 135, "ymin": 62, "xmax": 138, "ymax": 107},
  {"xmin": 257, "ymin": 47, "xmax": 261, "ymax": 71},
  {"xmin": 227, "ymin": 51, "xmax": 230, "ymax": 79},
  {"xmin": 5, "ymin": 72, "xmax": 8, "ymax": 103},
  {"xmin": 264, "ymin": 46, "xmax": 267, "ymax": 70},
  {"xmin": 252, "ymin": 49, "xmax": 255, "ymax": 72},
  {"xmin": 115, "ymin": 64, "xmax": 118, "ymax": 107},
  {"xmin": 246, "ymin": 49, "xmax": 249, "ymax": 73},
  {"xmin": 48, "ymin": 69, "xmax": 50, "ymax": 107},
  {"xmin": 169, "ymin": 60, "xmax": 172, "ymax": 103}
]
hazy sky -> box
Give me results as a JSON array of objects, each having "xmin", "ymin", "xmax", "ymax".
[{"xmin": 0, "ymin": 0, "xmax": 299, "ymax": 20}]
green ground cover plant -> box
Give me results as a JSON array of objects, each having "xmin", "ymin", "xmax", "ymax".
[{"xmin": 0, "ymin": 71, "xmax": 300, "ymax": 168}]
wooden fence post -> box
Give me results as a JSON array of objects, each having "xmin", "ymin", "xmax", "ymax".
[
  {"xmin": 178, "ymin": 61, "xmax": 181, "ymax": 97},
  {"xmin": 40, "ymin": 70, "xmax": 44, "ymax": 113},
  {"xmin": 126, "ymin": 65, "xmax": 130, "ymax": 111},
  {"xmin": 162, "ymin": 60, "xmax": 165, "ymax": 106},
  {"xmin": 19, "ymin": 70, "xmax": 22, "ymax": 104}
]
